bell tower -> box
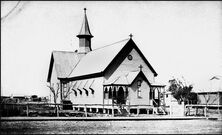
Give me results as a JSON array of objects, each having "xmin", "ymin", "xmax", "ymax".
[{"xmin": 77, "ymin": 8, "xmax": 93, "ymax": 54}]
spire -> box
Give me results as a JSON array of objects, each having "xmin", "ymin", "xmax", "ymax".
[
  {"xmin": 77, "ymin": 8, "xmax": 93, "ymax": 38},
  {"xmin": 77, "ymin": 8, "xmax": 93, "ymax": 54}
]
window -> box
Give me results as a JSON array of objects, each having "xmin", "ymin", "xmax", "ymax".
[
  {"xmin": 128, "ymin": 54, "xmax": 133, "ymax": 60},
  {"xmin": 149, "ymin": 89, "xmax": 152, "ymax": 99},
  {"xmin": 137, "ymin": 80, "xmax": 142, "ymax": 87},
  {"xmin": 166, "ymin": 94, "xmax": 168, "ymax": 98},
  {"xmin": 113, "ymin": 87, "xmax": 117, "ymax": 99},
  {"xmin": 108, "ymin": 87, "xmax": 112, "ymax": 99},
  {"xmin": 125, "ymin": 87, "xmax": 128, "ymax": 98},
  {"xmin": 138, "ymin": 88, "xmax": 142, "ymax": 98},
  {"xmin": 104, "ymin": 88, "xmax": 108, "ymax": 99}
]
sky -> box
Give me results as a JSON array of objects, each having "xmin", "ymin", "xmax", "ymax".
[{"xmin": 1, "ymin": 1, "xmax": 222, "ymax": 97}]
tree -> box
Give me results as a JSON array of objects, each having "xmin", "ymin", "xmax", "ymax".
[
  {"xmin": 47, "ymin": 83, "xmax": 60, "ymax": 104},
  {"xmin": 168, "ymin": 78, "xmax": 196, "ymax": 104},
  {"xmin": 62, "ymin": 83, "xmax": 72, "ymax": 100}
]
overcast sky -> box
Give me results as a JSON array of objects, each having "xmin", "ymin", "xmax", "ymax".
[{"xmin": 1, "ymin": 1, "xmax": 222, "ymax": 97}]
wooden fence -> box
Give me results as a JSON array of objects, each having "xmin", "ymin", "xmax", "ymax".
[
  {"xmin": 185, "ymin": 104, "xmax": 222, "ymax": 117},
  {"xmin": 0, "ymin": 103, "xmax": 156, "ymax": 117}
]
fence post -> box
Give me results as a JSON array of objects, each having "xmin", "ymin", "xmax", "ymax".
[{"xmin": 26, "ymin": 104, "xmax": 29, "ymax": 117}]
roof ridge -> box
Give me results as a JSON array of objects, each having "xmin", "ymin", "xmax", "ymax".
[
  {"xmin": 91, "ymin": 38, "xmax": 130, "ymax": 52},
  {"xmin": 67, "ymin": 58, "xmax": 81, "ymax": 77}
]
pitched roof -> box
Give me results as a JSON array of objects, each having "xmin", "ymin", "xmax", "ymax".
[
  {"xmin": 47, "ymin": 38, "xmax": 158, "ymax": 82},
  {"xmin": 104, "ymin": 70, "xmax": 155, "ymax": 86},
  {"xmin": 68, "ymin": 38, "xmax": 130, "ymax": 78},
  {"xmin": 52, "ymin": 51, "xmax": 80, "ymax": 78},
  {"xmin": 104, "ymin": 71, "xmax": 140, "ymax": 85}
]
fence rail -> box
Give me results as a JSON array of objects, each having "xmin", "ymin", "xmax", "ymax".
[{"xmin": 0, "ymin": 103, "xmax": 156, "ymax": 117}]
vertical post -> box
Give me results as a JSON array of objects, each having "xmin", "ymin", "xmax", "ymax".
[
  {"xmin": 26, "ymin": 104, "xmax": 29, "ymax": 117},
  {"xmin": 112, "ymin": 106, "xmax": 114, "ymax": 117},
  {"xmin": 196, "ymin": 107, "xmax": 198, "ymax": 116},
  {"xmin": 60, "ymin": 82, "xmax": 63, "ymax": 101},
  {"xmin": 112, "ymin": 86, "xmax": 114, "ymax": 117},
  {"xmin": 103, "ymin": 86, "xmax": 105, "ymax": 114},
  {"xmin": 163, "ymin": 87, "xmax": 166, "ymax": 106},
  {"xmin": 137, "ymin": 106, "xmax": 139, "ymax": 116},
  {"xmin": 188, "ymin": 106, "xmax": 190, "ymax": 116},
  {"xmin": 170, "ymin": 93, "xmax": 172, "ymax": 117},
  {"xmin": 204, "ymin": 106, "xmax": 207, "ymax": 117},
  {"xmin": 128, "ymin": 105, "xmax": 131, "ymax": 116},
  {"xmin": 218, "ymin": 92, "xmax": 220, "ymax": 115},
  {"xmin": 56, "ymin": 104, "xmax": 59, "ymax": 117},
  {"xmin": 84, "ymin": 105, "xmax": 87, "ymax": 117},
  {"xmin": 170, "ymin": 103, "xmax": 172, "ymax": 117},
  {"xmin": 182, "ymin": 102, "xmax": 185, "ymax": 116}
]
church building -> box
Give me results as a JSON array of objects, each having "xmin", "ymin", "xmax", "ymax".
[{"xmin": 47, "ymin": 9, "xmax": 165, "ymax": 115}]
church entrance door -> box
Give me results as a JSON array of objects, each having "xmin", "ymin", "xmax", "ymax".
[{"xmin": 117, "ymin": 87, "xmax": 125, "ymax": 104}]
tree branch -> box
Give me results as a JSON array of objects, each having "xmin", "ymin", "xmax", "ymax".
[{"xmin": 1, "ymin": 1, "xmax": 21, "ymax": 21}]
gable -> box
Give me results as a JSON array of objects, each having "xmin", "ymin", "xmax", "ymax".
[{"xmin": 104, "ymin": 39, "xmax": 157, "ymax": 83}]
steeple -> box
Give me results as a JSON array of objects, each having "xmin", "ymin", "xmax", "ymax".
[{"xmin": 77, "ymin": 8, "xmax": 93, "ymax": 54}]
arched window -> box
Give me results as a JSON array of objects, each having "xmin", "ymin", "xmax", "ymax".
[
  {"xmin": 137, "ymin": 80, "xmax": 142, "ymax": 88},
  {"xmin": 108, "ymin": 87, "xmax": 112, "ymax": 99},
  {"xmin": 104, "ymin": 87, "xmax": 108, "ymax": 99},
  {"xmin": 149, "ymin": 88, "xmax": 153, "ymax": 99},
  {"xmin": 125, "ymin": 87, "xmax": 128, "ymax": 98},
  {"xmin": 117, "ymin": 87, "xmax": 125, "ymax": 104},
  {"xmin": 113, "ymin": 87, "xmax": 117, "ymax": 99}
]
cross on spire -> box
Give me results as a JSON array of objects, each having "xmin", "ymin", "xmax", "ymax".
[
  {"xmin": 138, "ymin": 64, "xmax": 143, "ymax": 71},
  {"xmin": 129, "ymin": 33, "xmax": 133, "ymax": 39}
]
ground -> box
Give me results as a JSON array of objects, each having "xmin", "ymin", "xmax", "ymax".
[{"xmin": 1, "ymin": 119, "xmax": 222, "ymax": 134}]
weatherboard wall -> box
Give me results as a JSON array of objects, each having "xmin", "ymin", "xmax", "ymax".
[
  {"xmin": 128, "ymin": 75, "xmax": 151, "ymax": 105},
  {"xmin": 69, "ymin": 77, "xmax": 104, "ymax": 104}
]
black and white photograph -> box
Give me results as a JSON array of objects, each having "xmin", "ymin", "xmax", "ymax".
[{"xmin": 1, "ymin": 1, "xmax": 222, "ymax": 134}]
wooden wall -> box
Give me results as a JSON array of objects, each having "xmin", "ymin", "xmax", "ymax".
[
  {"xmin": 69, "ymin": 77, "xmax": 104, "ymax": 104},
  {"xmin": 128, "ymin": 75, "xmax": 150, "ymax": 105}
]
